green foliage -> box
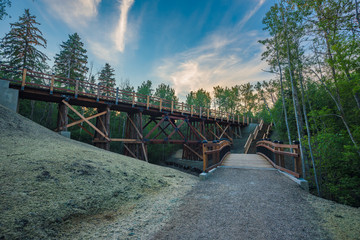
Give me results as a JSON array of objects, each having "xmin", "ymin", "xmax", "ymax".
[
  {"xmin": 54, "ymin": 33, "xmax": 88, "ymax": 80},
  {"xmin": 0, "ymin": 0, "xmax": 11, "ymax": 20},
  {"xmin": 98, "ymin": 63, "xmax": 116, "ymax": 96},
  {"xmin": 186, "ymin": 88, "xmax": 211, "ymax": 108},
  {"xmin": 0, "ymin": 9, "xmax": 48, "ymax": 71},
  {"xmin": 137, "ymin": 80, "xmax": 153, "ymax": 103}
]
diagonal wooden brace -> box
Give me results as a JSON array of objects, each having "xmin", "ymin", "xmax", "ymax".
[
  {"xmin": 61, "ymin": 100, "xmax": 110, "ymax": 141},
  {"xmin": 67, "ymin": 111, "xmax": 107, "ymax": 128}
]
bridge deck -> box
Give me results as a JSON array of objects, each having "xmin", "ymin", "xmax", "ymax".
[{"xmin": 222, "ymin": 154, "xmax": 274, "ymax": 169}]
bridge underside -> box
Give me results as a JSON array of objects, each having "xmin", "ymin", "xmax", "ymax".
[{"xmin": 11, "ymin": 84, "xmax": 247, "ymax": 162}]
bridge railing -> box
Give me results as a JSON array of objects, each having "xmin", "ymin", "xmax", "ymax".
[
  {"xmin": 244, "ymin": 119, "xmax": 264, "ymax": 154},
  {"xmin": 256, "ymin": 140, "xmax": 302, "ymax": 178},
  {"xmin": 202, "ymin": 140, "xmax": 231, "ymax": 172},
  {"xmin": 0, "ymin": 64, "xmax": 247, "ymax": 124}
]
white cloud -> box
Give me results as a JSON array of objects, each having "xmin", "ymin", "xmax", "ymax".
[
  {"xmin": 42, "ymin": 0, "xmax": 101, "ymax": 27},
  {"xmin": 113, "ymin": 0, "xmax": 135, "ymax": 52},
  {"xmin": 155, "ymin": 0, "xmax": 270, "ymax": 101}
]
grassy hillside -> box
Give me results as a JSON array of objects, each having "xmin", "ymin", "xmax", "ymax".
[{"xmin": 0, "ymin": 104, "xmax": 197, "ymax": 239}]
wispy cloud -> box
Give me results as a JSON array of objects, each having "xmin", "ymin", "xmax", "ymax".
[
  {"xmin": 235, "ymin": 0, "xmax": 266, "ymax": 30},
  {"xmin": 42, "ymin": 0, "xmax": 101, "ymax": 27},
  {"xmin": 113, "ymin": 0, "xmax": 135, "ymax": 52},
  {"xmin": 154, "ymin": 0, "xmax": 269, "ymax": 100}
]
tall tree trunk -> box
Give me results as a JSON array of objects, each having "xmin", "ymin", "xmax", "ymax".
[
  {"xmin": 280, "ymin": 2, "xmax": 307, "ymax": 178},
  {"xmin": 296, "ymin": 46, "xmax": 321, "ymax": 196},
  {"xmin": 274, "ymin": 36, "xmax": 292, "ymax": 145}
]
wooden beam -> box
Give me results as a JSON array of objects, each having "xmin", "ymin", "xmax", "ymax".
[
  {"xmin": 184, "ymin": 144, "xmax": 203, "ymax": 160},
  {"xmin": 110, "ymin": 138, "xmax": 142, "ymax": 143},
  {"xmin": 188, "ymin": 121, "xmax": 207, "ymax": 141},
  {"xmin": 209, "ymin": 129, "xmax": 220, "ymax": 140},
  {"xmin": 141, "ymin": 143, "xmax": 148, "ymax": 162},
  {"xmin": 62, "ymin": 100, "xmax": 110, "ymax": 141},
  {"xmin": 126, "ymin": 113, "xmax": 143, "ymax": 139},
  {"xmin": 123, "ymin": 144, "xmax": 138, "ymax": 159},
  {"xmin": 98, "ymin": 116, "xmax": 109, "ymax": 137},
  {"xmin": 216, "ymin": 122, "xmax": 232, "ymax": 141},
  {"xmin": 66, "ymin": 111, "xmax": 107, "ymax": 128},
  {"xmin": 67, "ymin": 115, "xmax": 94, "ymax": 137},
  {"xmin": 145, "ymin": 118, "xmax": 165, "ymax": 139},
  {"xmin": 219, "ymin": 124, "xmax": 229, "ymax": 139}
]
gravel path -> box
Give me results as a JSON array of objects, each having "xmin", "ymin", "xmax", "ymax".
[{"xmin": 150, "ymin": 168, "xmax": 331, "ymax": 240}]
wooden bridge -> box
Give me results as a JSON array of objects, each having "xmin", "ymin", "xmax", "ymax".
[{"xmin": 1, "ymin": 64, "xmax": 250, "ymax": 163}]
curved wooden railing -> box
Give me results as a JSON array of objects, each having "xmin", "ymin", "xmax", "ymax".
[
  {"xmin": 0, "ymin": 64, "xmax": 247, "ymax": 124},
  {"xmin": 256, "ymin": 140, "xmax": 302, "ymax": 178},
  {"xmin": 202, "ymin": 140, "xmax": 231, "ymax": 172}
]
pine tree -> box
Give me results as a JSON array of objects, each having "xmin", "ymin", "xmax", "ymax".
[
  {"xmin": 54, "ymin": 33, "xmax": 88, "ymax": 81},
  {"xmin": 0, "ymin": 9, "xmax": 48, "ymax": 71},
  {"xmin": 98, "ymin": 63, "xmax": 115, "ymax": 87},
  {"xmin": 0, "ymin": 0, "xmax": 11, "ymax": 20}
]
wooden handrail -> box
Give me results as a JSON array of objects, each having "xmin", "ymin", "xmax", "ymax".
[
  {"xmin": 202, "ymin": 140, "xmax": 231, "ymax": 172},
  {"xmin": 256, "ymin": 140, "xmax": 301, "ymax": 178}
]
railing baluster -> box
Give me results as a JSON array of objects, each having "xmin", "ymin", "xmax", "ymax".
[
  {"xmin": 75, "ymin": 78, "xmax": 79, "ymax": 98},
  {"xmin": 116, "ymin": 87, "xmax": 119, "ymax": 104},
  {"xmin": 146, "ymin": 95, "xmax": 150, "ymax": 110},
  {"xmin": 97, "ymin": 83, "xmax": 100, "ymax": 102}
]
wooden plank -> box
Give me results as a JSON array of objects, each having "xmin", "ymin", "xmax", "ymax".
[
  {"xmin": 144, "ymin": 118, "xmax": 165, "ymax": 139},
  {"xmin": 21, "ymin": 68, "xmax": 27, "ymax": 90},
  {"xmin": 62, "ymin": 100, "xmax": 110, "ymax": 141},
  {"xmin": 66, "ymin": 111, "xmax": 107, "ymax": 128},
  {"xmin": 98, "ymin": 116, "xmax": 109, "ymax": 137},
  {"xmin": 141, "ymin": 143, "xmax": 148, "ymax": 162},
  {"xmin": 188, "ymin": 122, "xmax": 207, "ymax": 140}
]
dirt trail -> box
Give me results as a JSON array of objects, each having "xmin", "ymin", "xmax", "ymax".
[{"xmin": 150, "ymin": 168, "xmax": 360, "ymax": 240}]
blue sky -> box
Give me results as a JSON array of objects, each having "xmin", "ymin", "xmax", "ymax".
[{"xmin": 0, "ymin": 0, "xmax": 274, "ymax": 100}]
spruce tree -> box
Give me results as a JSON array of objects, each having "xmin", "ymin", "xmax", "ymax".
[
  {"xmin": 98, "ymin": 63, "xmax": 116, "ymax": 96},
  {"xmin": 0, "ymin": 9, "xmax": 48, "ymax": 71},
  {"xmin": 54, "ymin": 33, "xmax": 88, "ymax": 81}
]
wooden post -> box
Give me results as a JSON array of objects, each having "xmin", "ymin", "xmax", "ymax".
[
  {"xmin": 57, "ymin": 102, "xmax": 68, "ymax": 131},
  {"xmin": 132, "ymin": 92, "xmax": 135, "ymax": 107},
  {"xmin": 50, "ymin": 73, "xmax": 55, "ymax": 94},
  {"xmin": 203, "ymin": 143, "xmax": 207, "ymax": 172},
  {"xmin": 116, "ymin": 87, "xmax": 119, "ymax": 104},
  {"xmin": 21, "ymin": 68, "xmax": 27, "ymax": 90},
  {"xmin": 159, "ymin": 99, "xmax": 162, "ymax": 112},
  {"xmin": 93, "ymin": 106, "xmax": 111, "ymax": 150},
  {"xmin": 97, "ymin": 83, "xmax": 101, "ymax": 102},
  {"xmin": 75, "ymin": 78, "xmax": 79, "ymax": 98},
  {"xmin": 146, "ymin": 95, "xmax": 150, "ymax": 109},
  {"xmin": 200, "ymin": 107, "xmax": 202, "ymax": 117},
  {"xmin": 207, "ymin": 108, "xmax": 209, "ymax": 119},
  {"xmin": 181, "ymin": 102, "xmax": 184, "ymax": 114},
  {"xmin": 171, "ymin": 101, "xmax": 174, "ymax": 113},
  {"xmin": 191, "ymin": 105, "xmax": 193, "ymax": 116},
  {"xmin": 294, "ymin": 146, "xmax": 302, "ymax": 177}
]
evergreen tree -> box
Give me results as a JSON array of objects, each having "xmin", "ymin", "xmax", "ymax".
[
  {"xmin": 154, "ymin": 83, "xmax": 178, "ymax": 108},
  {"xmin": 0, "ymin": 0, "xmax": 11, "ymax": 20},
  {"xmin": 54, "ymin": 33, "xmax": 88, "ymax": 80},
  {"xmin": 137, "ymin": 80, "xmax": 153, "ymax": 103},
  {"xmin": 0, "ymin": 9, "xmax": 48, "ymax": 71},
  {"xmin": 98, "ymin": 63, "xmax": 116, "ymax": 96}
]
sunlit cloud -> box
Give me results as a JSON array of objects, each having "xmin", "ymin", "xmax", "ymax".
[
  {"xmin": 114, "ymin": 0, "xmax": 135, "ymax": 52},
  {"xmin": 42, "ymin": 0, "xmax": 101, "ymax": 27},
  {"xmin": 155, "ymin": 0, "xmax": 269, "ymax": 101}
]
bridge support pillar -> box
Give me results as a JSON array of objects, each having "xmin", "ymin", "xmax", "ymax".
[
  {"xmin": 57, "ymin": 102, "xmax": 68, "ymax": 132},
  {"xmin": 93, "ymin": 105, "xmax": 110, "ymax": 150},
  {"xmin": 123, "ymin": 112, "xmax": 147, "ymax": 161}
]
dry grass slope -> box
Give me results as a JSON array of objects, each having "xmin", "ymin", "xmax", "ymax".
[{"xmin": 0, "ymin": 104, "xmax": 197, "ymax": 239}]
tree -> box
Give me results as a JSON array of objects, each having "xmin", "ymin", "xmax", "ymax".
[
  {"xmin": 0, "ymin": 9, "xmax": 48, "ymax": 71},
  {"xmin": 98, "ymin": 63, "xmax": 116, "ymax": 96},
  {"xmin": 137, "ymin": 80, "xmax": 153, "ymax": 103},
  {"xmin": 154, "ymin": 83, "xmax": 178, "ymax": 108},
  {"xmin": 186, "ymin": 88, "xmax": 211, "ymax": 109},
  {"xmin": 0, "ymin": 0, "xmax": 11, "ymax": 20},
  {"xmin": 54, "ymin": 33, "xmax": 88, "ymax": 81}
]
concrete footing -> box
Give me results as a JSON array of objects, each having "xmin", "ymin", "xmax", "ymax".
[
  {"xmin": 199, "ymin": 168, "xmax": 217, "ymax": 180},
  {"xmin": 279, "ymin": 170, "xmax": 309, "ymax": 192},
  {"xmin": 0, "ymin": 80, "xmax": 18, "ymax": 112}
]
